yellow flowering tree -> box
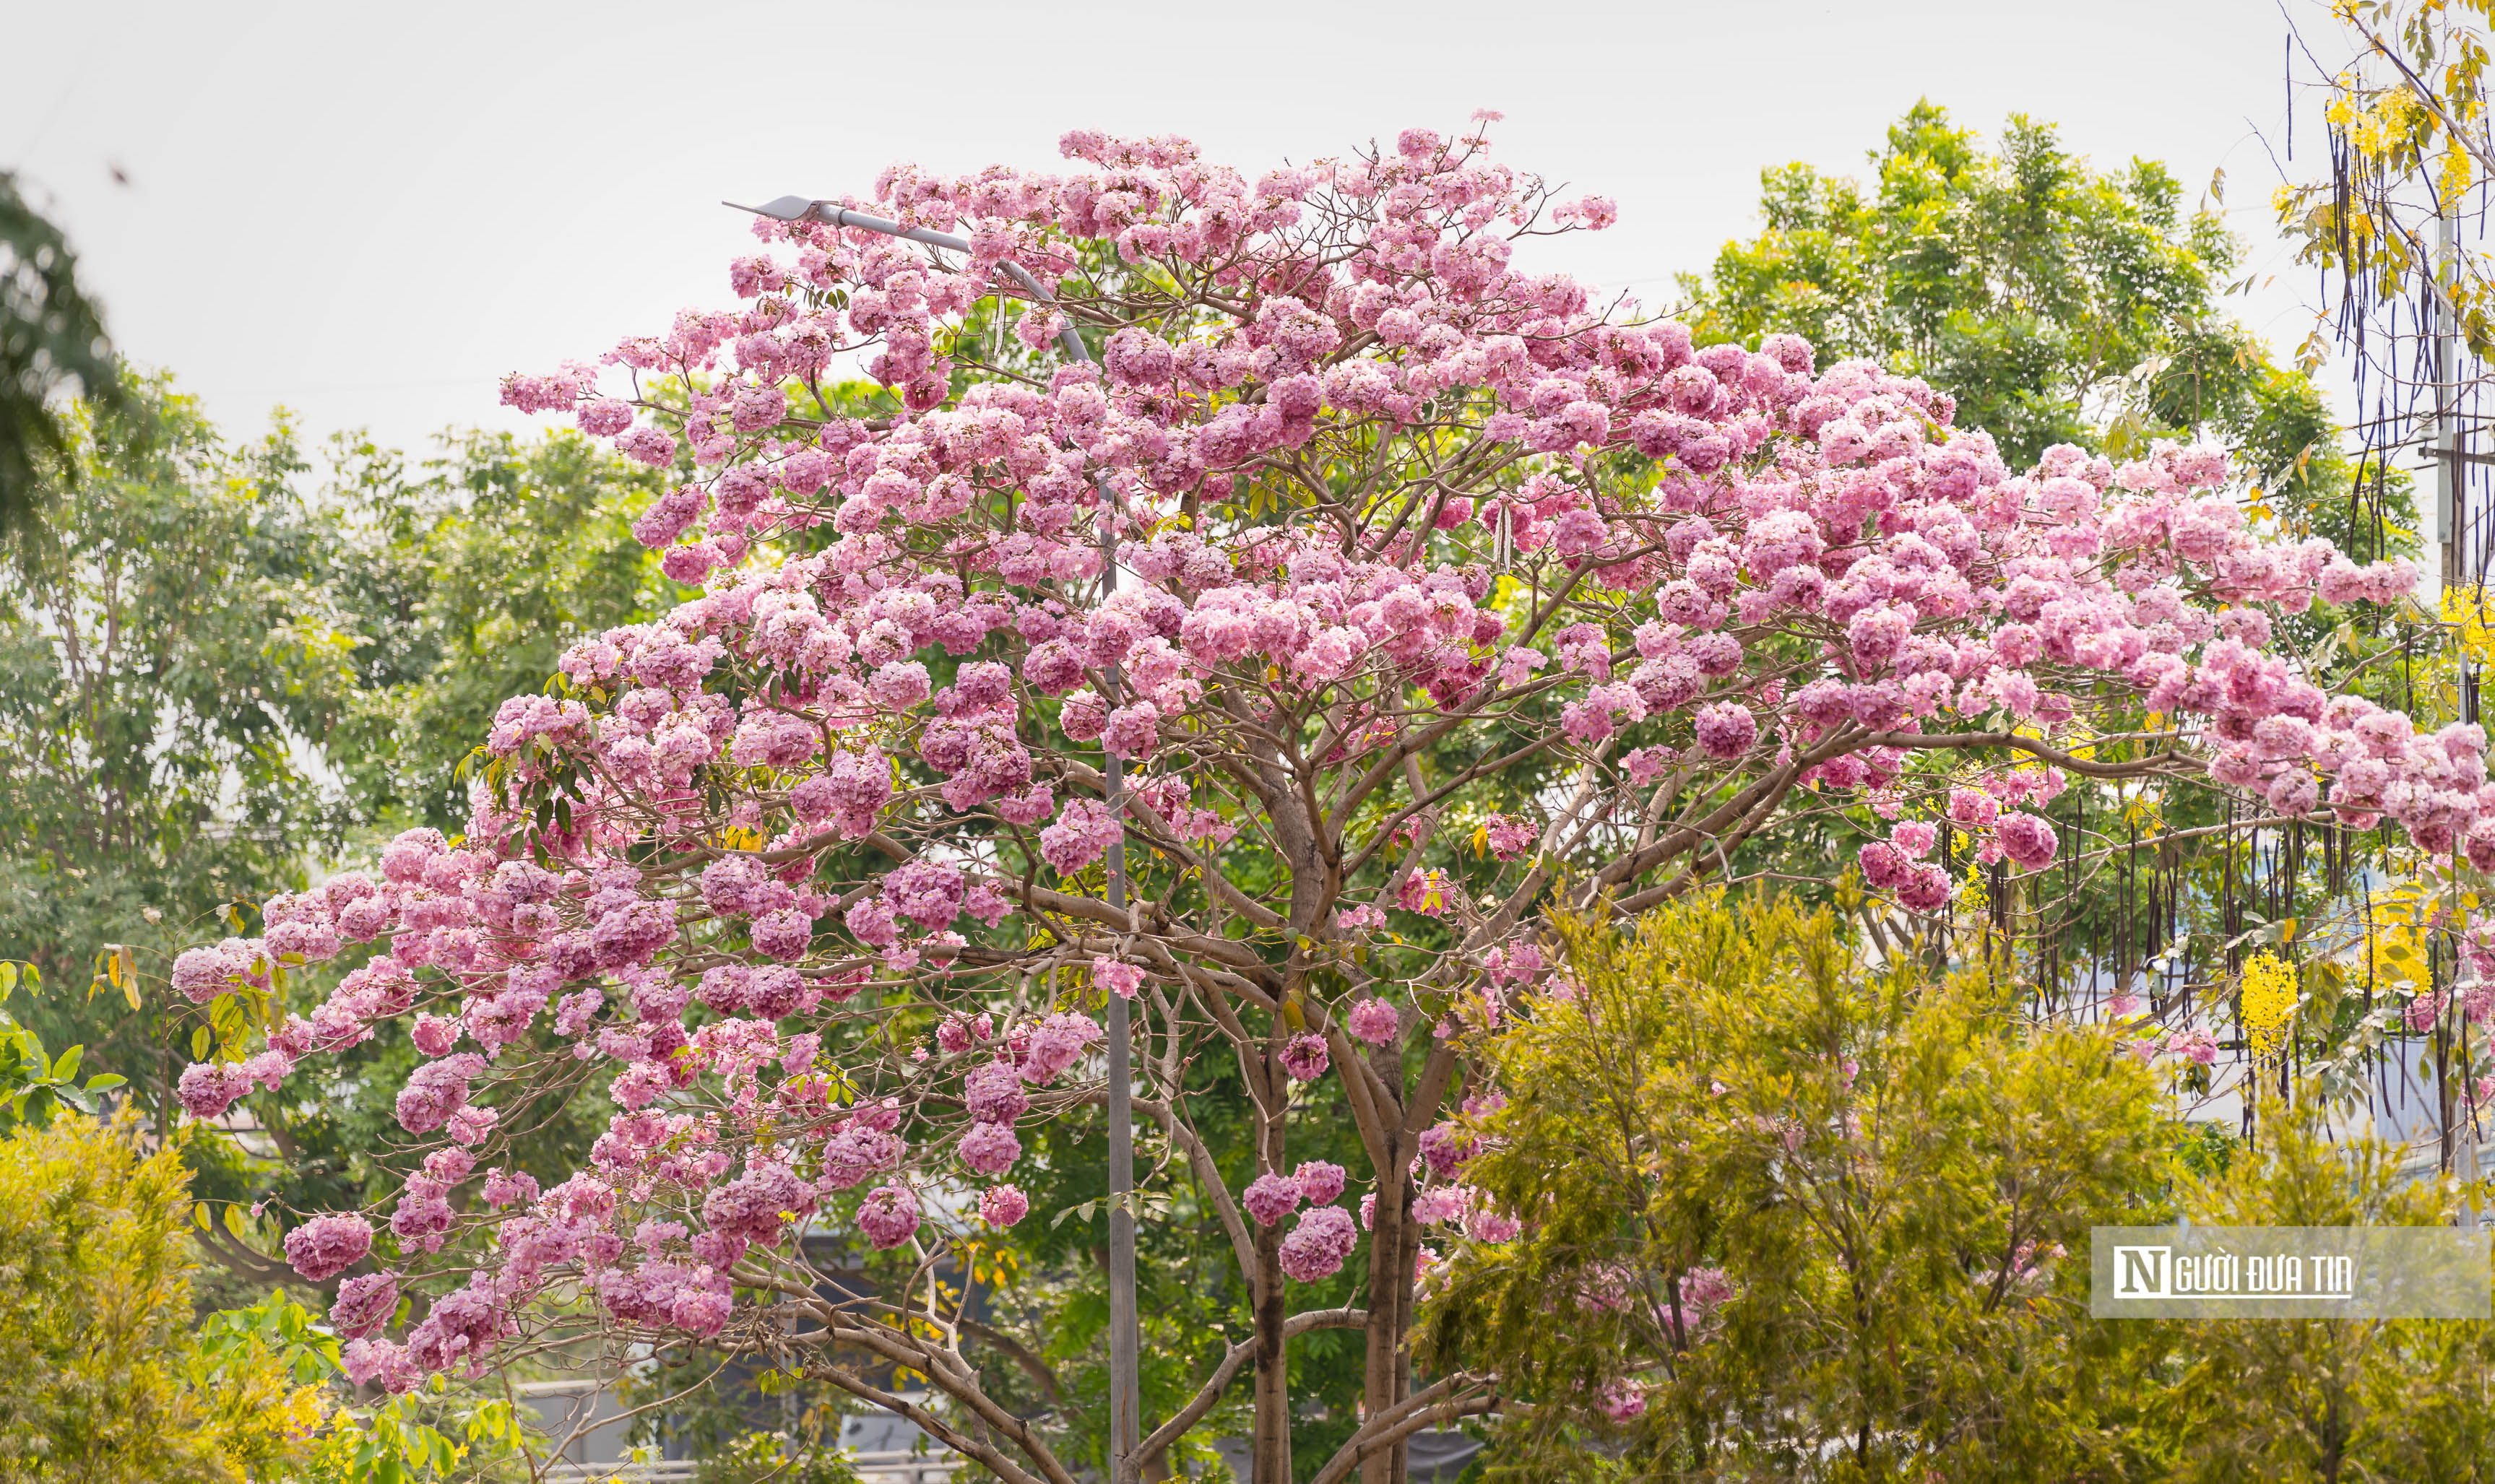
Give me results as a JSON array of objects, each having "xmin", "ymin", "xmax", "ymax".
[{"xmin": 0, "ymin": 1112, "xmax": 324, "ymax": 1482}]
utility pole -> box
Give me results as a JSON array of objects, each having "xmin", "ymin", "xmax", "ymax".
[
  {"xmin": 2436, "ymin": 203, "xmax": 2462, "ymax": 605},
  {"xmin": 730, "ymin": 196, "xmax": 1143, "ymax": 1483}
]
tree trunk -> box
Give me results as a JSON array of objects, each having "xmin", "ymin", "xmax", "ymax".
[
  {"xmin": 1361, "ymin": 1124, "xmax": 1409, "ymax": 1484},
  {"xmin": 1252, "ymin": 1218, "xmax": 1292, "ymax": 1484}
]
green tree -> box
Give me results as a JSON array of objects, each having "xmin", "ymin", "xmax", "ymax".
[
  {"xmin": 1681, "ymin": 101, "xmax": 2334, "ymax": 487},
  {"xmin": 1419, "ymin": 890, "xmax": 2176, "ymax": 1480},
  {"xmin": 320, "ymin": 427, "xmax": 678, "ymax": 833},
  {"xmin": 0, "ymin": 174, "xmax": 131, "ymax": 540},
  {"xmin": 0, "ymin": 376, "xmax": 357, "ymax": 1102},
  {"xmin": 0, "ymin": 1111, "xmax": 324, "ymax": 1482},
  {"xmin": 2144, "ymin": 1091, "xmax": 2495, "ymax": 1483}
]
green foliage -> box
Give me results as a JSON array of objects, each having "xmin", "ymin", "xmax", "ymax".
[
  {"xmin": 0, "ymin": 382, "xmax": 674, "ymax": 1236},
  {"xmin": 0, "ymin": 374, "xmax": 356, "ymax": 1087},
  {"xmin": 321, "ymin": 427, "xmax": 678, "ymax": 833},
  {"xmin": 0, "ymin": 956, "xmax": 125, "ymax": 1125},
  {"xmin": 0, "ymin": 1111, "xmax": 324, "ymax": 1481},
  {"xmin": 2135, "ymin": 1094, "xmax": 2495, "ymax": 1483},
  {"xmin": 1682, "ymin": 102, "xmax": 2329, "ymax": 479},
  {"xmin": 694, "ymin": 1428, "xmax": 865, "ymax": 1484},
  {"xmin": 1420, "ymin": 891, "xmax": 2175, "ymax": 1480},
  {"xmin": 0, "ymin": 174, "xmax": 132, "ymax": 540},
  {"xmin": 1423, "ymin": 895, "xmax": 2495, "ymax": 1480}
]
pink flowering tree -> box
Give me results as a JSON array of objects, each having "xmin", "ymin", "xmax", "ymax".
[{"xmin": 172, "ymin": 121, "xmax": 2473, "ymax": 1484}]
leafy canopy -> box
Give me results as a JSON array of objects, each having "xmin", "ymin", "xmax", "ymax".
[{"xmin": 1682, "ymin": 101, "xmax": 2332, "ymax": 482}]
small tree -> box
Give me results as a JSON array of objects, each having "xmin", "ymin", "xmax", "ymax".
[
  {"xmin": 1418, "ymin": 891, "xmax": 2174, "ymax": 1479},
  {"xmin": 179, "ymin": 122, "xmax": 2471, "ymax": 1484},
  {"xmin": 0, "ymin": 1111, "xmax": 322, "ymax": 1482},
  {"xmin": 2145, "ymin": 1090, "xmax": 2495, "ymax": 1483}
]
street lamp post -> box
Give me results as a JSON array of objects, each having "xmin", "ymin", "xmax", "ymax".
[{"xmin": 729, "ymin": 196, "xmax": 1144, "ymax": 1483}]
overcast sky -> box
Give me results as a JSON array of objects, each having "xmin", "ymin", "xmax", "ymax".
[{"xmin": 7, "ymin": 0, "xmax": 2353, "ymax": 459}]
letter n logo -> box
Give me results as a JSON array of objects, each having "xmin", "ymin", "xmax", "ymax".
[{"xmin": 2114, "ymin": 1246, "xmax": 2169, "ymax": 1298}]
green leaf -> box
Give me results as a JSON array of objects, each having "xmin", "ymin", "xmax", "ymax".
[
  {"xmin": 48, "ymin": 1045, "xmax": 80, "ymax": 1084},
  {"xmin": 82, "ymin": 1073, "xmax": 125, "ymax": 1093},
  {"xmin": 191, "ymin": 1026, "xmax": 211, "ymax": 1060}
]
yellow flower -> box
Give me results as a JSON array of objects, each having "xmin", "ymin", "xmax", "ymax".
[
  {"xmin": 1956, "ymin": 862, "xmax": 1989, "ymax": 916},
  {"xmin": 2443, "ymin": 583, "xmax": 2495, "ymax": 667},
  {"xmin": 2241, "ymin": 950, "xmax": 2299, "ymax": 1061}
]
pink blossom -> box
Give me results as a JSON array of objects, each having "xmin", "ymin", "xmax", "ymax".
[
  {"xmin": 483, "ymin": 1168, "xmax": 540, "ymax": 1208},
  {"xmin": 1692, "ymin": 702, "xmax": 1756, "ymax": 760},
  {"xmin": 1244, "ymin": 1172, "xmax": 1302, "ymax": 1226},
  {"xmin": 1482, "ymin": 813, "xmax": 1539, "ymax": 859},
  {"xmin": 412, "ymin": 1014, "xmax": 460, "ymax": 1057},
  {"xmin": 407, "ymin": 1278, "xmax": 509, "ymax": 1376},
  {"xmin": 958, "ymin": 1121, "xmax": 1021, "ymax": 1175},
  {"xmin": 980, "ymin": 1184, "xmax": 1030, "ymax": 1228},
  {"xmin": 1019, "ymin": 1012, "xmax": 1102, "ymax": 1085},
  {"xmin": 869, "ymin": 661, "xmax": 932, "ymax": 711},
  {"xmin": 1092, "ymin": 957, "xmax": 1145, "ymax": 999},
  {"xmin": 1039, "ymin": 799, "xmax": 1123, "ymax": 875},
  {"xmin": 331, "ymin": 1272, "xmax": 400, "ymax": 1340},
  {"xmin": 1995, "ymin": 812, "xmax": 2059, "ymax": 872},
  {"xmin": 857, "ymin": 1184, "xmax": 922, "ymax": 1249},
  {"xmin": 1464, "ymin": 1206, "xmax": 1521, "ymax": 1244},
  {"xmin": 964, "ymin": 1060, "xmax": 1029, "ymax": 1123},
  {"xmin": 1346, "ymin": 998, "xmax": 1401, "ymax": 1046},
  {"xmin": 1947, "ymin": 786, "xmax": 1999, "ymax": 829},
  {"xmin": 176, "ymin": 1061, "xmax": 249, "ymax": 1120},
  {"xmin": 171, "ymin": 942, "xmax": 254, "ymax": 1003},
  {"xmin": 285, "ymin": 1213, "xmax": 374, "ymax": 1282},
  {"xmin": 1278, "ymin": 1205, "xmax": 1358, "ymax": 1283},
  {"xmin": 1100, "ymin": 701, "xmax": 1160, "ymax": 760},
  {"xmin": 1896, "ymin": 864, "xmax": 1953, "ymax": 914},
  {"xmin": 395, "ymin": 1054, "xmax": 485, "ymax": 1134},
  {"xmin": 446, "ymin": 1104, "xmax": 500, "ymax": 1147},
  {"xmin": 1279, "ymin": 1033, "xmax": 1330, "ymax": 1082},
  {"xmin": 342, "ymin": 1338, "xmax": 415, "ymax": 1392},
  {"xmin": 1293, "ymin": 1161, "xmax": 1347, "ymax": 1205},
  {"xmin": 1417, "ymin": 1122, "xmax": 1474, "ymax": 1179},
  {"xmin": 1857, "ymin": 841, "xmax": 1910, "ymax": 890}
]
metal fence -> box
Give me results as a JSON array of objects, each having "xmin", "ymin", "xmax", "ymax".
[{"xmin": 538, "ymin": 1449, "xmax": 962, "ymax": 1483}]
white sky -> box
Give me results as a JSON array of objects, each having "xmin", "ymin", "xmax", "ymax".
[{"xmin": 5, "ymin": 0, "xmax": 2358, "ymax": 459}]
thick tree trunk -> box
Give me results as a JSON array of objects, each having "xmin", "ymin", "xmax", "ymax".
[
  {"xmin": 1360, "ymin": 1122, "xmax": 1409, "ymax": 1484},
  {"xmin": 1252, "ymin": 1220, "xmax": 1292, "ymax": 1484}
]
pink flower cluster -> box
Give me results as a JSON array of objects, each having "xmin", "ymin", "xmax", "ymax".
[{"xmin": 1278, "ymin": 1205, "xmax": 1358, "ymax": 1283}]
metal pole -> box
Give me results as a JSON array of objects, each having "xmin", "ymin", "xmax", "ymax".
[
  {"xmin": 733, "ymin": 195, "xmax": 1142, "ymax": 1483},
  {"xmin": 2436, "ymin": 203, "xmax": 2461, "ymax": 605}
]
